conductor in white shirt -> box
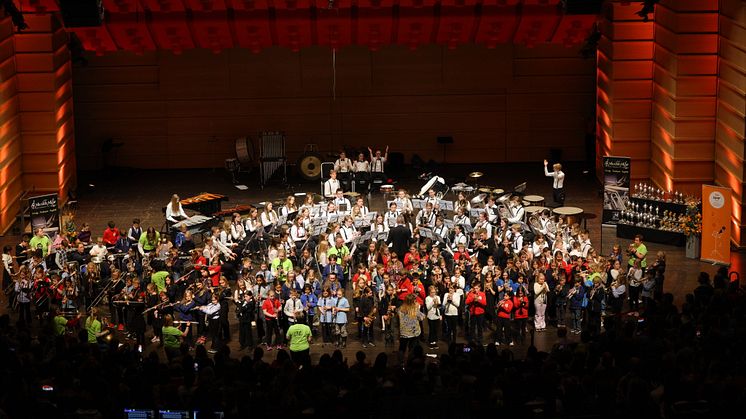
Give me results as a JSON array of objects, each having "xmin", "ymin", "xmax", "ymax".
[
  {"xmin": 166, "ymin": 194, "xmax": 189, "ymax": 227},
  {"xmin": 324, "ymin": 170, "xmax": 341, "ymax": 199},
  {"xmin": 544, "ymin": 159, "xmax": 566, "ymax": 206}
]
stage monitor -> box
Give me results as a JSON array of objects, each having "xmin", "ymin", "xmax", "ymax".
[
  {"xmin": 124, "ymin": 409, "xmax": 155, "ymax": 419},
  {"xmin": 59, "ymin": 0, "xmax": 104, "ymax": 27},
  {"xmin": 160, "ymin": 411, "xmax": 189, "ymax": 419}
]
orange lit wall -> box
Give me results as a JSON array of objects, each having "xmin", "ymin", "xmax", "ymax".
[
  {"xmin": 650, "ymin": 0, "xmax": 718, "ymax": 196},
  {"xmin": 14, "ymin": 12, "xmax": 76, "ymax": 210},
  {"xmin": 596, "ymin": 0, "xmax": 654, "ymax": 181},
  {"xmin": 715, "ymin": 0, "xmax": 746, "ymax": 247},
  {"xmin": 0, "ymin": 17, "xmax": 22, "ymax": 234}
]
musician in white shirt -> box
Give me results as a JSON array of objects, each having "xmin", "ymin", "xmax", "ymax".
[
  {"xmin": 324, "ymin": 202, "xmax": 340, "ymax": 222},
  {"xmin": 416, "ymin": 202, "xmax": 436, "ymax": 228},
  {"xmin": 333, "ymin": 189, "xmax": 351, "ymax": 214},
  {"xmin": 544, "ymin": 159, "xmax": 566, "ymax": 206},
  {"xmin": 166, "ymin": 194, "xmax": 188, "ymax": 223},
  {"xmin": 279, "ymin": 196, "xmax": 297, "ymax": 218},
  {"xmin": 474, "ymin": 212, "xmax": 492, "ymax": 238},
  {"xmin": 370, "ymin": 214, "xmax": 389, "ymax": 239},
  {"xmin": 424, "ymin": 188, "xmax": 439, "ymax": 209},
  {"xmin": 368, "ymin": 145, "xmax": 388, "ymax": 183},
  {"xmin": 352, "ymin": 152, "xmax": 370, "ymax": 192},
  {"xmin": 230, "ymin": 213, "xmax": 246, "ymax": 243},
  {"xmin": 334, "ymin": 151, "xmax": 353, "ymax": 190},
  {"xmin": 260, "ymin": 202, "xmax": 279, "ymax": 229},
  {"xmin": 89, "ymin": 237, "xmax": 108, "ymax": 262},
  {"xmin": 353, "ymin": 197, "xmax": 369, "ymax": 218},
  {"xmin": 484, "ymin": 196, "xmax": 498, "ymax": 223},
  {"xmin": 384, "ymin": 202, "xmax": 400, "ymax": 228},
  {"xmin": 506, "ymin": 196, "xmax": 525, "ymax": 225},
  {"xmin": 433, "ymin": 216, "xmax": 448, "ymax": 244},
  {"xmin": 323, "ymin": 170, "xmax": 341, "ymax": 199},
  {"xmin": 451, "ymin": 225, "xmax": 468, "ymax": 251},
  {"xmin": 339, "ymin": 216, "xmax": 357, "ymax": 245},
  {"xmin": 395, "ymin": 189, "xmax": 413, "ymax": 215},
  {"xmin": 508, "ymin": 225, "xmax": 523, "ymax": 253},
  {"xmin": 453, "ymin": 207, "xmax": 471, "ymax": 227}
]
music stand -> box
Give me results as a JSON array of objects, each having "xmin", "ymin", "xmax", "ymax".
[
  {"xmin": 463, "ymin": 224, "xmax": 474, "ymax": 234},
  {"xmin": 366, "ymin": 212, "xmax": 377, "ymax": 222},
  {"xmin": 286, "ymin": 211, "xmax": 299, "ymax": 223},
  {"xmin": 470, "ymin": 208, "xmax": 485, "ymax": 218},
  {"xmin": 377, "ymin": 231, "xmax": 389, "ymax": 242},
  {"xmin": 412, "ymin": 199, "xmax": 425, "ymax": 210},
  {"xmin": 338, "ymin": 203, "xmax": 348, "ymax": 213},
  {"xmin": 444, "ymin": 219, "xmax": 454, "ymax": 229},
  {"xmin": 513, "ymin": 182, "xmax": 527, "ymax": 195},
  {"xmin": 439, "ymin": 200, "xmax": 454, "ymax": 211}
]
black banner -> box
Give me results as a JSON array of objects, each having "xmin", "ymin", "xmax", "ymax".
[
  {"xmin": 29, "ymin": 193, "xmax": 60, "ymax": 232},
  {"xmin": 602, "ymin": 156, "xmax": 631, "ymax": 224}
]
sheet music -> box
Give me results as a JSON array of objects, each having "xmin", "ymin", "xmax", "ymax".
[
  {"xmin": 412, "ymin": 199, "xmax": 425, "ymax": 209},
  {"xmin": 469, "ymin": 208, "xmax": 485, "ymax": 218},
  {"xmin": 377, "ymin": 231, "xmax": 389, "ymax": 242},
  {"xmin": 439, "ymin": 200, "xmax": 454, "ymax": 211},
  {"xmin": 444, "ymin": 219, "xmax": 454, "ymax": 229}
]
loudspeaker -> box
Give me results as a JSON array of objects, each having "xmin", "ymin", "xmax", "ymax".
[
  {"xmin": 59, "ymin": 0, "xmax": 104, "ymax": 27},
  {"xmin": 561, "ymin": 0, "xmax": 602, "ymax": 15}
]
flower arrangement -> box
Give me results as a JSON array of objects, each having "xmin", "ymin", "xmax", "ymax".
[{"xmin": 680, "ymin": 202, "xmax": 702, "ymax": 237}]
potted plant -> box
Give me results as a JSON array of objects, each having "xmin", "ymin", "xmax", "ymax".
[{"xmin": 681, "ymin": 201, "xmax": 702, "ymax": 259}]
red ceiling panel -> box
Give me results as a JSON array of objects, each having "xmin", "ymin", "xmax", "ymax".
[
  {"xmin": 274, "ymin": 9, "xmax": 313, "ymax": 51},
  {"xmin": 356, "ymin": 7, "xmax": 393, "ymax": 51},
  {"xmin": 550, "ymin": 14, "xmax": 595, "ymax": 46},
  {"xmin": 233, "ymin": 10, "xmax": 273, "ymax": 52},
  {"xmin": 102, "ymin": 0, "xmax": 142, "ymax": 13},
  {"xmin": 191, "ymin": 11, "xmax": 234, "ymax": 52},
  {"xmin": 316, "ymin": 8, "xmax": 353, "ymax": 49},
  {"xmin": 273, "ymin": 0, "xmax": 313, "ymax": 9},
  {"xmin": 440, "ymin": 0, "xmax": 481, "ymax": 5},
  {"xmin": 436, "ymin": 6, "xmax": 476, "ymax": 49},
  {"xmin": 356, "ymin": 0, "xmax": 395, "ymax": 7},
  {"xmin": 184, "ymin": 0, "xmax": 228, "ymax": 11},
  {"xmin": 396, "ymin": 8, "xmax": 435, "ymax": 50},
  {"xmin": 148, "ymin": 12, "xmax": 196, "ymax": 53},
  {"xmin": 107, "ymin": 13, "xmax": 157, "ymax": 52},
  {"xmin": 18, "ymin": 0, "xmax": 59, "ymax": 12},
  {"xmin": 512, "ymin": 4, "xmax": 561, "ymax": 47},
  {"xmin": 481, "ymin": 0, "xmax": 521, "ymax": 5},
  {"xmin": 226, "ymin": 0, "xmax": 271, "ymax": 10},
  {"xmin": 474, "ymin": 5, "xmax": 520, "ymax": 48},
  {"xmin": 69, "ymin": 26, "xmax": 118, "ymax": 55},
  {"xmin": 311, "ymin": 0, "xmax": 353, "ymax": 7},
  {"xmin": 141, "ymin": 0, "xmax": 187, "ymax": 12},
  {"xmin": 398, "ymin": 0, "xmax": 437, "ymax": 7}
]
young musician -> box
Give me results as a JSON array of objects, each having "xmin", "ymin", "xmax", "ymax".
[
  {"xmin": 161, "ymin": 314, "xmax": 190, "ymax": 360},
  {"xmin": 279, "ymin": 196, "xmax": 298, "ymax": 218},
  {"xmin": 15, "ymin": 274, "xmax": 32, "ymax": 326},
  {"xmin": 496, "ymin": 291, "xmax": 513, "ymax": 346},
  {"xmin": 384, "ymin": 202, "xmax": 400, "ymax": 228},
  {"xmin": 332, "ymin": 287, "xmax": 350, "ymax": 348},
  {"xmin": 465, "ymin": 283, "xmax": 486, "ymax": 345},
  {"xmin": 544, "ymin": 159, "xmax": 566, "ymax": 206},
  {"xmin": 334, "ymin": 151, "xmax": 353, "ymax": 190},
  {"xmin": 196, "ymin": 293, "xmax": 222, "ymax": 353},
  {"xmin": 443, "ymin": 285, "xmax": 461, "ymax": 344},
  {"xmin": 333, "ymin": 189, "xmax": 351, "ymax": 214},
  {"xmin": 127, "ymin": 219, "xmax": 143, "ymax": 246},
  {"xmin": 324, "ymin": 170, "xmax": 341, "ymax": 199},
  {"xmin": 262, "ymin": 289, "xmax": 282, "ymax": 350},
  {"xmin": 102, "ymin": 221, "xmax": 120, "ymax": 247},
  {"xmin": 368, "ymin": 145, "xmax": 388, "ymax": 183},
  {"xmin": 358, "ymin": 286, "xmax": 377, "ymax": 348},
  {"xmin": 352, "ymin": 153, "xmax": 370, "ymax": 192},
  {"xmin": 261, "ymin": 202, "xmax": 279, "ymax": 230},
  {"xmin": 86, "ymin": 307, "xmax": 109, "ymax": 344},
  {"xmin": 166, "ymin": 194, "xmax": 188, "ymax": 224},
  {"xmin": 236, "ymin": 291, "xmax": 256, "ymax": 350},
  {"xmin": 318, "ymin": 288, "xmax": 334, "ymax": 346},
  {"xmin": 424, "ymin": 285, "xmax": 442, "ymax": 348},
  {"xmin": 283, "ymin": 288, "xmax": 304, "ymax": 327}
]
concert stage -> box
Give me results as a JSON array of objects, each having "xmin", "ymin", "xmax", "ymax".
[{"xmin": 2, "ymin": 162, "xmax": 740, "ymax": 361}]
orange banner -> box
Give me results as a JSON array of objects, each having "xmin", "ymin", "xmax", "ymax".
[{"xmin": 701, "ymin": 185, "xmax": 731, "ymax": 265}]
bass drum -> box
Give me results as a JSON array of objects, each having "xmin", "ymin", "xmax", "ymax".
[
  {"xmin": 235, "ymin": 137, "xmax": 255, "ymax": 169},
  {"xmin": 297, "ymin": 152, "xmax": 324, "ymax": 180}
]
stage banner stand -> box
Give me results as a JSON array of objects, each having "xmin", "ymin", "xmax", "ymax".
[
  {"xmin": 29, "ymin": 193, "xmax": 60, "ymax": 234},
  {"xmin": 700, "ymin": 185, "xmax": 731, "ymax": 265},
  {"xmin": 602, "ymin": 156, "xmax": 631, "ymax": 225}
]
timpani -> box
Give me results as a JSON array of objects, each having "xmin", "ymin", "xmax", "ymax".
[
  {"xmin": 380, "ymin": 184, "xmax": 395, "ymax": 198},
  {"xmin": 553, "ymin": 206, "xmax": 584, "ymax": 226},
  {"xmin": 524, "ymin": 206, "xmax": 545, "ymax": 215},
  {"xmin": 524, "ymin": 195, "xmax": 545, "ymax": 207}
]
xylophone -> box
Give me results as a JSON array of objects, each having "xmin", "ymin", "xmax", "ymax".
[{"xmin": 180, "ymin": 192, "xmax": 228, "ymax": 216}]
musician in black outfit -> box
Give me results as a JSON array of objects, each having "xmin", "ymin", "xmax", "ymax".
[
  {"xmin": 218, "ymin": 277, "xmax": 232, "ymax": 342},
  {"xmin": 237, "ymin": 291, "xmax": 256, "ymax": 350},
  {"xmin": 386, "ymin": 216, "xmax": 411, "ymax": 258},
  {"xmin": 15, "ymin": 234, "xmax": 30, "ymax": 266}
]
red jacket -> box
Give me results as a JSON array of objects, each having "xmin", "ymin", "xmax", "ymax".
[
  {"xmin": 262, "ymin": 298, "xmax": 282, "ymax": 318},
  {"xmin": 208, "ymin": 265, "xmax": 221, "ymax": 287},
  {"xmin": 397, "ymin": 277, "xmax": 413, "ymax": 301},
  {"xmin": 453, "ymin": 250, "xmax": 470, "ymax": 262},
  {"xmin": 497, "ymin": 298, "xmax": 514, "ymax": 319},
  {"xmin": 403, "ymin": 252, "xmax": 420, "ymax": 271},
  {"xmin": 103, "ymin": 228, "xmax": 120, "ymax": 246},
  {"xmin": 411, "ymin": 281, "xmax": 426, "ymax": 306},
  {"xmin": 465, "ymin": 291, "xmax": 486, "ymax": 316},
  {"xmin": 512, "ymin": 296, "xmax": 528, "ymax": 319}
]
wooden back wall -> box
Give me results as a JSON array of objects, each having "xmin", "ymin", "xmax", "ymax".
[{"xmin": 72, "ymin": 43, "xmax": 595, "ymax": 169}]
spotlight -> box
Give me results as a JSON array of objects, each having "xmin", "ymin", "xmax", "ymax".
[{"xmin": 636, "ymin": 0, "xmax": 659, "ymax": 22}]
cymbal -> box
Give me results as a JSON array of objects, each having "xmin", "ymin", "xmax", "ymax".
[
  {"xmin": 343, "ymin": 191, "xmax": 360, "ymax": 197},
  {"xmin": 468, "ymin": 171, "xmax": 484, "ymax": 178},
  {"xmin": 478, "ymin": 187, "xmax": 493, "ymax": 193},
  {"xmin": 454, "ymin": 182, "xmax": 468, "ymax": 187},
  {"xmin": 493, "ymin": 188, "xmax": 504, "ymax": 194}
]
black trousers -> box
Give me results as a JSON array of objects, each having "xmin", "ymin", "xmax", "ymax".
[
  {"xmin": 291, "ymin": 348, "xmax": 310, "ymax": 367},
  {"xmin": 553, "ymin": 187, "xmax": 565, "ymax": 206},
  {"xmin": 469, "ymin": 314, "xmax": 484, "ymax": 344},
  {"xmin": 239, "ymin": 320, "xmax": 254, "ymax": 348},
  {"xmin": 514, "ymin": 317, "xmax": 527, "ymax": 344},
  {"xmin": 208, "ymin": 317, "xmax": 222, "ymax": 349},
  {"xmin": 445, "ymin": 316, "xmax": 458, "ymax": 344},
  {"xmin": 428, "ymin": 318, "xmax": 439, "ymax": 343},
  {"xmin": 18, "ymin": 302, "xmax": 32, "ymax": 326},
  {"xmin": 497, "ymin": 316, "xmax": 512, "ymax": 344},
  {"xmin": 265, "ymin": 318, "xmax": 279, "ymax": 346}
]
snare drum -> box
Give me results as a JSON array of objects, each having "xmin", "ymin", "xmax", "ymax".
[{"xmin": 380, "ymin": 184, "xmax": 394, "ymax": 195}]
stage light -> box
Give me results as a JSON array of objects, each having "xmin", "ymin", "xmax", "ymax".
[
  {"xmin": 0, "ymin": 0, "xmax": 29, "ymax": 31},
  {"xmin": 636, "ymin": 0, "xmax": 659, "ymax": 22}
]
